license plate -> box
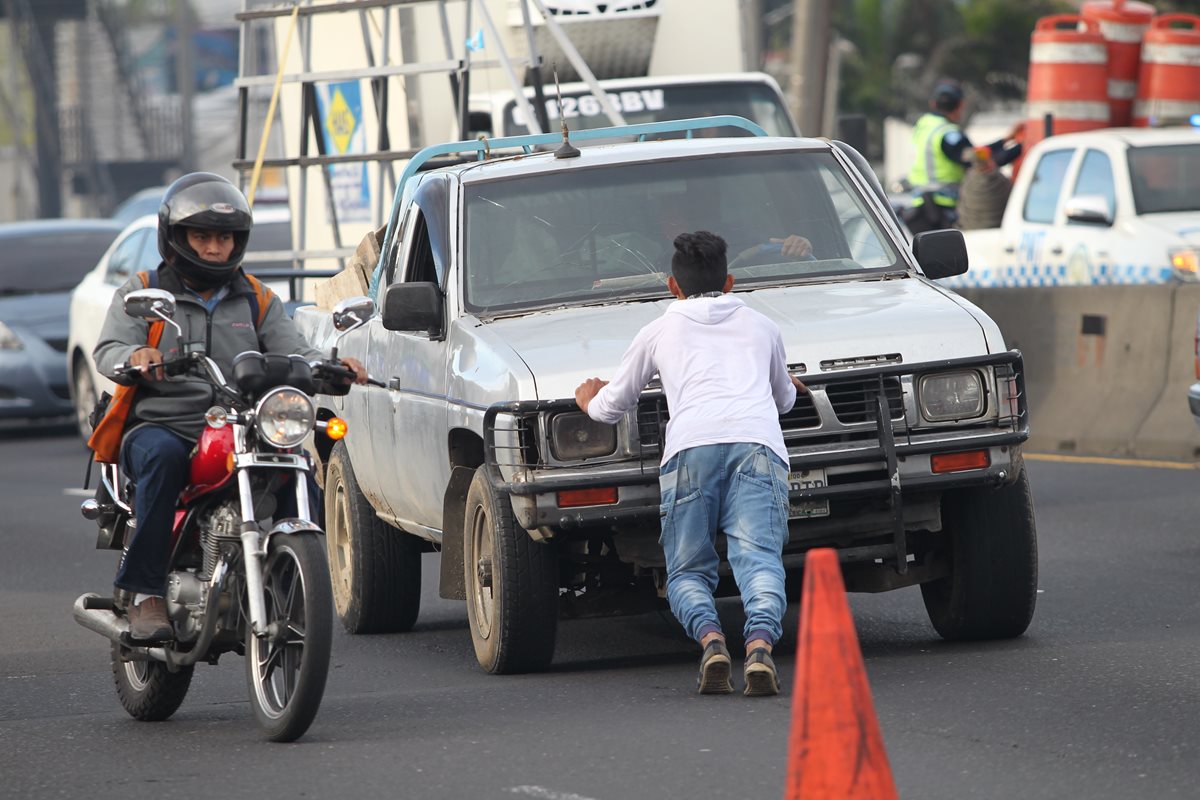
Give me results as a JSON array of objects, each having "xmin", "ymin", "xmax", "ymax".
[{"xmin": 788, "ymin": 469, "xmax": 830, "ymax": 519}]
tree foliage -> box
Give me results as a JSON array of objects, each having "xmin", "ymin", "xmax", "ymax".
[{"xmin": 835, "ymin": 0, "xmax": 1074, "ymax": 129}]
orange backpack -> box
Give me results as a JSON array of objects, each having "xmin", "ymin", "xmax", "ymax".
[{"xmin": 86, "ymin": 271, "xmax": 272, "ymax": 464}]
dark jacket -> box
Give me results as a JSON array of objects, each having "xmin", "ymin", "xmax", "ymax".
[{"xmin": 93, "ymin": 264, "xmax": 324, "ymax": 441}]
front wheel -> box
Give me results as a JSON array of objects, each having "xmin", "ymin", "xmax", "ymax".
[
  {"xmin": 463, "ymin": 468, "xmax": 558, "ymax": 674},
  {"xmin": 325, "ymin": 442, "xmax": 423, "ymax": 634},
  {"xmin": 920, "ymin": 464, "xmax": 1038, "ymax": 641},
  {"xmin": 111, "ymin": 644, "xmax": 193, "ymax": 721},
  {"xmin": 245, "ymin": 532, "xmax": 333, "ymax": 742}
]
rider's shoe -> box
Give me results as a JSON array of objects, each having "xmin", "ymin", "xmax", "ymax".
[{"xmin": 126, "ymin": 596, "xmax": 172, "ymax": 641}]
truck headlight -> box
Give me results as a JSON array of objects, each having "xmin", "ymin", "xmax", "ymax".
[
  {"xmin": 1171, "ymin": 248, "xmax": 1198, "ymax": 280},
  {"xmin": 0, "ymin": 321, "xmax": 22, "ymax": 351},
  {"xmin": 549, "ymin": 412, "xmax": 617, "ymax": 461},
  {"xmin": 919, "ymin": 371, "xmax": 985, "ymax": 421},
  {"xmin": 254, "ymin": 387, "xmax": 316, "ymax": 448}
]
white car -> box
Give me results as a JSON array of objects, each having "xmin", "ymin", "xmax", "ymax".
[
  {"xmin": 954, "ymin": 127, "xmax": 1200, "ymax": 288},
  {"xmin": 67, "ymin": 206, "xmax": 298, "ymax": 438}
]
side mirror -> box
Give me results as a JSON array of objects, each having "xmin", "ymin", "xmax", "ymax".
[
  {"xmin": 1063, "ymin": 194, "xmax": 1113, "ymax": 226},
  {"xmin": 332, "ymin": 295, "xmax": 375, "ymax": 333},
  {"xmin": 913, "ymin": 229, "xmax": 969, "ymax": 280},
  {"xmin": 382, "ymin": 282, "xmax": 443, "ymax": 335},
  {"xmin": 124, "ymin": 288, "xmax": 176, "ymax": 322}
]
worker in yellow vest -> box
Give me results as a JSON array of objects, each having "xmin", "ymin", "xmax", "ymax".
[{"xmin": 904, "ymin": 82, "xmax": 1022, "ymax": 235}]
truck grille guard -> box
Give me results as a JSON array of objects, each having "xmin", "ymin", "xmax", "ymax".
[{"xmin": 483, "ymin": 350, "xmax": 1029, "ymax": 574}]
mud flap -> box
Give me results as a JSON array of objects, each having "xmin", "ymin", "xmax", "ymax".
[{"xmin": 438, "ymin": 466, "xmax": 476, "ymax": 600}]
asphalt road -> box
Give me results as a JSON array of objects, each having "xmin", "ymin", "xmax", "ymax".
[{"xmin": 1, "ymin": 429, "xmax": 1198, "ymax": 799}]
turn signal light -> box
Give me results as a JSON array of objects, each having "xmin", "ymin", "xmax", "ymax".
[
  {"xmin": 325, "ymin": 417, "xmax": 348, "ymax": 440},
  {"xmin": 931, "ymin": 450, "xmax": 990, "ymax": 474},
  {"xmin": 557, "ymin": 487, "xmax": 619, "ymax": 508}
]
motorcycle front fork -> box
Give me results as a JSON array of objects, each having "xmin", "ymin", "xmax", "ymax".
[{"xmin": 236, "ymin": 467, "xmax": 311, "ymax": 637}]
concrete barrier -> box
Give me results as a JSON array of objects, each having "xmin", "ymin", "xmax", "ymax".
[{"xmin": 958, "ymin": 285, "xmax": 1200, "ymax": 462}]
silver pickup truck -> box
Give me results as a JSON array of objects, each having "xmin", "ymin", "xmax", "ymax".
[{"xmin": 296, "ymin": 117, "xmax": 1037, "ymax": 674}]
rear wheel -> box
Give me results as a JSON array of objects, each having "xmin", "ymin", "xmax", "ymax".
[
  {"xmin": 72, "ymin": 361, "xmax": 97, "ymax": 440},
  {"xmin": 325, "ymin": 442, "xmax": 422, "ymax": 633},
  {"xmin": 111, "ymin": 645, "xmax": 193, "ymax": 721},
  {"xmin": 463, "ymin": 468, "xmax": 558, "ymax": 674},
  {"xmin": 245, "ymin": 532, "xmax": 332, "ymax": 742},
  {"xmin": 921, "ymin": 463, "xmax": 1038, "ymax": 640}
]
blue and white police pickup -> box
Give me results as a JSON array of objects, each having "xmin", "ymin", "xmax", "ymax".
[
  {"xmin": 953, "ymin": 127, "xmax": 1200, "ymax": 288},
  {"xmin": 296, "ymin": 117, "xmax": 1037, "ymax": 674}
]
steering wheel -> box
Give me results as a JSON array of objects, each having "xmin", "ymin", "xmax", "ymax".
[{"xmin": 729, "ymin": 241, "xmax": 796, "ymax": 270}]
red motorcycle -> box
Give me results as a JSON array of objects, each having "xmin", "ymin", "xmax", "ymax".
[{"xmin": 73, "ymin": 290, "xmax": 376, "ymax": 742}]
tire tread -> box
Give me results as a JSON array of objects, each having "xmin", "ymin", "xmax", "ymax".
[{"xmin": 328, "ymin": 443, "xmax": 422, "ymax": 634}]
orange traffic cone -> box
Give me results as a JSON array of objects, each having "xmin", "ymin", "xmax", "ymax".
[{"xmin": 784, "ymin": 548, "xmax": 898, "ymax": 800}]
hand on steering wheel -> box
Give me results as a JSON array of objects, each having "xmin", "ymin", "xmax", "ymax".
[{"xmin": 730, "ymin": 235, "xmax": 814, "ymax": 268}]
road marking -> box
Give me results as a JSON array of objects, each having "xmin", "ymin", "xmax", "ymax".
[
  {"xmin": 63, "ymin": 488, "xmax": 93, "ymax": 497},
  {"xmin": 1025, "ymin": 453, "xmax": 1199, "ymax": 471},
  {"xmin": 509, "ymin": 787, "xmax": 600, "ymax": 800}
]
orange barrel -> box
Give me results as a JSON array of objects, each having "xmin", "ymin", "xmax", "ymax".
[
  {"xmin": 1025, "ymin": 14, "xmax": 1111, "ymax": 155},
  {"xmin": 1134, "ymin": 14, "xmax": 1200, "ymax": 126},
  {"xmin": 1082, "ymin": 0, "xmax": 1156, "ymax": 126}
]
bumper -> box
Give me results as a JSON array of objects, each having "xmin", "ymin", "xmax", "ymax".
[
  {"xmin": 1189, "ymin": 382, "xmax": 1200, "ymax": 429},
  {"xmin": 484, "ymin": 351, "xmax": 1030, "ymax": 551},
  {"xmin": 0, "ymin": 346, "xmax": 72, "ymax": 421}
]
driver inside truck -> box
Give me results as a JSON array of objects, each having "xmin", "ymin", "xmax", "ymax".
[{"xmin": 610, "ymin": 183, "xmax": 817, "ymax": 274}]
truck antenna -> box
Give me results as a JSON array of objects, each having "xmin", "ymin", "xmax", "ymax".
[{"xmin": 552, "ymin": 65, "xmax": 580, "ymax": 160}]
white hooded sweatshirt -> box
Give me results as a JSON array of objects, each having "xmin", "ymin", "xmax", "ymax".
[{"xmin": 587, "ymin": 294, "xmax": 797, "ymax": 465}]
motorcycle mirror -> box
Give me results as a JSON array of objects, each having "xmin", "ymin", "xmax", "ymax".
[
  {"xmin": 124, "ymin": 288, "xmax": 177, "ymax": 322},
  {"xmin": 332, "ymin": 295, "xmax": 375, "ymax": 333}
]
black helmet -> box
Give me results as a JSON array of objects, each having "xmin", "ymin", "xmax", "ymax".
[
  {"xmin": 932, "ymin": 82, "xmax": 964, "ymax": 113},
  {"xmin": 157, "ymin": 172, "xmax": 253, "ymax": 289}
]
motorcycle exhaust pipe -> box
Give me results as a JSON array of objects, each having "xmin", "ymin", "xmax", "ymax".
[{"xmin": 72, "ymin": 594, "xmax": 168, "ymax": 663}]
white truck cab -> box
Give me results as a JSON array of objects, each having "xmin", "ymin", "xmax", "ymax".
[
  {"xmin": 952, "ymin": 127, "xmax": 1200, "ymax": 288},
  {"xmin": 467, "ymin": 72, "xmax": 798, "ymax": 140}
]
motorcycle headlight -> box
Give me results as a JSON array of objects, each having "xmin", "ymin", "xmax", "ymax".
[
  {"xmin": 254, "ymin": 387, "xmax": 316, "ymax": 448},
  {"xmin": 919, "ymin": 370, "xmax": 985, "ymax": 422},
  {"xmin": 549, "ymin": 412, "xmax": 617, "ymax": 461},
  {"xmin": 0, "ymin": 321, "xmax": 23, "ymax": 351}
]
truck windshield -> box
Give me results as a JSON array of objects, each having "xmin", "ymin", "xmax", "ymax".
[
  {"xmin": 502, "ymin": 80, "xmax": 797, "ymax": 138},
  {"xmin": 463, "ymin": 150, "xmax": 902, "ymax": 316},
  {"xmin": 1128, "ymin": 144, "xmax": 1200, "ymax": 215}
]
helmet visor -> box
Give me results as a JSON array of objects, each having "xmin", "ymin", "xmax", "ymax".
[{"xmin": 167, "ymin": 181, "xmax": 252, "ymax": 231}]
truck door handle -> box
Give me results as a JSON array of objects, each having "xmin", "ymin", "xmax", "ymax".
[
  {"xmin": 1049, "ymin": 245, "xmax": 1064, "ymax": 255},
  {"xmin": 387, "ymin": 378, "xmax": 402, "ymax": 391},
  {"xmin": 1003, "ymin": 245, "xmax": 1015, "ymax": 254}
]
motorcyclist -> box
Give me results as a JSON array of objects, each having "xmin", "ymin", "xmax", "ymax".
[{"xmin": 93, "ymin": 172, "xmax": 367, "ymax": 641}]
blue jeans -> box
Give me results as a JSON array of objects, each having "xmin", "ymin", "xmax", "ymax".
[
  {"xmin": 116, "ymin": 424, "xmax": 192, "ymax": 596},
  {"xmin": 658, "ymin": 442, "xmax": 790, "ymax": 646}
]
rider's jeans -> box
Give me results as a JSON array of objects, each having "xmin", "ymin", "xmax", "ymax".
[
  {"xmin": 114, "ymin": 424, "xmax": 325, "ymax": 596},
  {"xmin": 658, "ymin": 442, "xmax": 790, "ymax": 646},
  {"xmin": 116, "ymin": 424, "xmax": 191, "ymax": 596}
]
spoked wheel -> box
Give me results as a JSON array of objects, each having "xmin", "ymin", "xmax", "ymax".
[
  {"xmin": 245, "ymin": 532, "xmax": 333, "ymax": 742},
  {"xmin": 111, "ymin": 643, "xmax": 193, "ymax": 721},
  {"xmin": 72, "ymin": 362, "xmax": 97, "ymax": 440}
]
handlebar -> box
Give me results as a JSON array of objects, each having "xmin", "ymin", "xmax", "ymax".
[
  {"xmin": 110, "ymin": 355, "xmax": 192, "ymax": 380},
  {"xmin": 313, "ymin": 359, "xmax": 385, "ymax": 388}
]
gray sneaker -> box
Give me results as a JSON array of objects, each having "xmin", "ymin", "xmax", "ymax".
[
  {"xmin": 126, "ymin": 596, "xmax": 172, "ymax": 641},
  {"xmin": 743, "ymin": 647, "xmax": 780, "ymax": 696},
  {"xmin": 697, "ymin": 639, "xmax": 733, "ymax": 694}
]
